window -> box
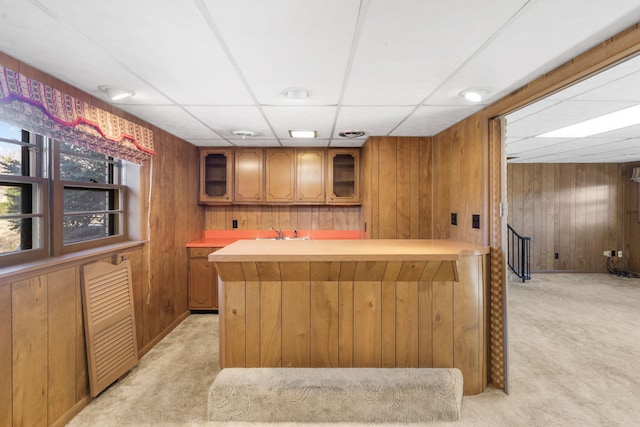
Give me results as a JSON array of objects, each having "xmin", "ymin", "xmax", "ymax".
[{"xmin": 0, "ymin": 120, "xmax": 126, "ymax": 266}]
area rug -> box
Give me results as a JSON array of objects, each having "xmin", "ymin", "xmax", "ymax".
[{"xmin": 208, "ymin": 367, "xmax": 463, "ymax": 423}]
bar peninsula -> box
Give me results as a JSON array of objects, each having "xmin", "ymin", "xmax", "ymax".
[{"xmin": 209, "ymin": 239, "xmax": 490, "ymax": 395}]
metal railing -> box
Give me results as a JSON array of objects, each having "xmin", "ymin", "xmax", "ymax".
[{"xmin": 507, "ymin": 224, "xmax": 531, "ymax": 282}]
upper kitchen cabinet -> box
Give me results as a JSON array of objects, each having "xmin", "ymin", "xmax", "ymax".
[
  {"xmin": 265, "ymin": 149, "xmax": 295, "ymax": 203},
  {"xmin": 234, "ymin": 148, "xmax": 264, "ymax": 203},
  {"xmin": 327, "ymin": 149, "xmax": 360, "ymax": 204},
  {"xmin": 296, "ymin": 149, "xmax": 325, "ymax": 204},
  {"xmin": 199, "ymin": 148, "xmax": 232, "ymax": 204}
]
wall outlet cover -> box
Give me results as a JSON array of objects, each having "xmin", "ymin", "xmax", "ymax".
[
  {"xmin": 472, "ymin": 214, "xmax": 480, "ymax": 229},
  {"xmin": 232, "ymin": 219, "xmax": 238, "ymax": 228}
]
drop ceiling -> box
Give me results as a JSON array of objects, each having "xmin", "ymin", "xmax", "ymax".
[{"xmin": 1, "ymin": 0, "xmax": 640, "ymax": 154}]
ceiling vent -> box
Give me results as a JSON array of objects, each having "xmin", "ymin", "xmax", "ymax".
[{"xmin": 338, "ymin": 130, "xmax": 366, "ymax": 139}]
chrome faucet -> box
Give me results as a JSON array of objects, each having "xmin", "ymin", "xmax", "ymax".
[{"xmin": 270, "ymin": 227, "xmax": 283, "ymax": 239}]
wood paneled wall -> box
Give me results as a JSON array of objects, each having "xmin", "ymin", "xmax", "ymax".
[
  {"xmin": 204, "ymin": 205, "xmax": 359, "ymax": 231},
  {"xmin": 432, "ymin": 116, "xmax": 488, "ymax": 245},
  {"xmin": 507, "ymin": 163, "xmax": 624, "ymax": 272},
  {"xmin": 0, "ymin": 52, "xmax": 203, "ymax": 426},
  {"xmin": 360, "ymin": 136, "xmax": 433, "ymax": 239},
  {"xmin": 622, "ymin": 162, "xmax": 640, "ymax": 273}
]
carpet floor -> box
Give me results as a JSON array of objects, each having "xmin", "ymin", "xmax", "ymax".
[{"xmin": 67, "ymin": 273, "xmax": 640, "ymax": 426}]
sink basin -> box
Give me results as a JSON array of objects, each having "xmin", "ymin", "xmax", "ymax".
[
  {"xmin": 253, "ymin": 237, "xmax": 278, "ymax": 240},
  {"xmin": 284, "ymin": 237, "xmax": 309, "ymax": 240}
]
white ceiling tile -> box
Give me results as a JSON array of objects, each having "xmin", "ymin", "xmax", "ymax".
[
  {"xmin": 185, "ymin": 106, "xmax": 276, "ymax": 139},
  {"xmin": 203, "ymin": 0, "xmax": 360, "ymax": 105},
  {"xmin": 123, "ymin": 106, "xmax": 221, "ymax": 140},
  {"xmin": 329, "ymin": 139, "xmax": 366, "ymax": 148},
  {"xmin": 428, "ymin": 1, "xmax": 640, "ymax": 107},
  {"xmin": 187, "ymin": 139, "xmax": 234, "ymax": 147},
  {"xmin": 334, "ymin": 106, "xmax": 415, "ymax": 137},
  {"xmin": 393, "ymin": 106, "xmax": 482, "ymax": 136},
  {"xmin": 40, "ymin": 0, "xmax": 253, "ymax": 105},
  {"xmin": 262, "ymin": 106, "xmax": 336, "ymax": 140},
  {"xmin": 344, "ymin": 0, "xmax": 528, "ymax": 106}
]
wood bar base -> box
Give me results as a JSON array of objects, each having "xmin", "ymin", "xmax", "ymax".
[{"xmin": 210, "ymin": 239, "xmax": 489, "ymax": 395}]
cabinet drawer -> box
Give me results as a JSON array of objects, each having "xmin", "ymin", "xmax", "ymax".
[{"xmin": 189, "ymin": 247, "xmax": 217, "ymax": 258}]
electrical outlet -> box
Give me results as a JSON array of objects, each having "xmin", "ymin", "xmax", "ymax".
[
  {"xmin": 603, "ymin": 251, "xmax": 610, "ymax": 257},
  {"xmin": 554, "ymin": 253, "xmax": 559, "ymax": 259},
  {"xmin": 611, "ymin": 250, "xmax": 616, "ymax": 257},
  {"xmin": 472, "ymin": 214, "xmax": 480, "ymax": 229},
  {"xmin": 451, "ymin": 213, "xmax": 457, "ymax": 226},
  {"xmin": 618, "ymin": 250, "xmax": 623, "ymax": 258},
  {"xmin": 232, "ymin": 219, "xmax": 238, "ymax": 229}
]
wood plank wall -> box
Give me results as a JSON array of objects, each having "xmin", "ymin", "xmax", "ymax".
[
  {"xmin": 622, "ymin": 162, "xmax": 640, "ymax": 273},
  {"xmin": 432, "ymin": 116, "xmax": 488, "ymax": 245},
  {"xmin": 204, "ymin": 205, "xmax": 359, "ymax": 231},
  {"xmin": 0, "ymin": 52, "xmax": 204, "ymax": 426},
  {"xmin": 507, "ymin": 163, "xmax": 624, "ymax": 272},
  {"xmin": 360, "ymin": 136, "xmax": 433, "ymax": 239}
]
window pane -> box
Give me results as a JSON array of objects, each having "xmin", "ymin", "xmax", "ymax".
[
  {"xmin": 0, "ymin": 183, "xmax": 33, "ymax": 214},
  {"xmin": 0, "ymin": 142, "xmax": 27, "ymax": 176},
  {"xmin": 0, "ymin": 121, "xmax": 22, "ymax": 140},
  {"xmin": 63, "ymin": 213, "xmax": 119, "ymax": 244},
  {"xmin": 60, "ymin": 153, "xmax": 112, "ymax": 184},
  {"xmin": 64, "ymin": 188, "xmax": 111, "ymax": 212},
  {"xmin": 0, "ymin": 217, "xmax": 41, "ymax": 254}
]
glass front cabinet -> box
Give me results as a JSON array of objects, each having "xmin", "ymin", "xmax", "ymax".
[
  {"xmin": 199, "ymin": 148, "xmax": 232, "ymax": 204},
  {"xmin": 327, "ymin": 148, "xmax": 360, "ymax": 204}
]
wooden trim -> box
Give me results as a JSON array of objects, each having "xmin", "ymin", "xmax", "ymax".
[{"xmin": 49, "ymin": 395, "xmax": 92, "ymax": 427}]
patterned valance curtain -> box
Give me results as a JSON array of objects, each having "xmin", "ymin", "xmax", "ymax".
[{"xmin": 0, "ymin": 65, "xmax": 155, "ymax": 164}]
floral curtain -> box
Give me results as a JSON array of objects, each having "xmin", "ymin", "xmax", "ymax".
[{"xmin": 0, "ymin": 65, "xmax": 155, "ymax": 164}]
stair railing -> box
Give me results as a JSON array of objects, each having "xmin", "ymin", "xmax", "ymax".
[{"xmin": 507, "ymin": 224, "xmax": 531, "ymax": 282}]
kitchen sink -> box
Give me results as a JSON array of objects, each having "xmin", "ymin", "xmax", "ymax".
[{"xmin": 284, "ymin": 236, "xmax": 309, "ymax": 240}]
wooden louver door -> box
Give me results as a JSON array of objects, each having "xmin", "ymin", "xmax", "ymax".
[{"xmin": 81, "ymin": 260, "xmax": 139, "ymax": 397}]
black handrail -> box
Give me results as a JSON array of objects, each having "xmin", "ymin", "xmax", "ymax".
[{"xmin": 507, "ymin": 224, "xmax": 531, "ymax": 282}]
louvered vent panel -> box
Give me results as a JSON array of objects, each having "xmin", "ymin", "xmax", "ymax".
[{"xmin": 82, "ymin": 260, "xmax": 139, "ymax": 397}]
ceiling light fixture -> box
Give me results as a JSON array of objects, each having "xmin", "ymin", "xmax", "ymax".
[
  {"xmin": 537, "ymin": 104, "xmax": 640, "ymax": 138},
  {"xmin": 338, "ymin": 130, "xmax": 366, "ymax": 139},
  {"xmin": 283, "ymin": 87, "xmax": 310, "ymax": 99},
  {"xmin": 98, "ymin": 85, "xmax": 135, "ymax": 101},
  {"xmin": 459, "ymin": 88, "xmax": 488, "ymax": 103},
  {"xmin": 231, "ymin": 130, "xmax": 256, "ymax": 139},
  {"xmin": 289, "ymin": 130, "xmax": 316, "ymax": 139}
]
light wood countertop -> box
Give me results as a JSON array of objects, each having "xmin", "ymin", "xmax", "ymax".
[{"xmin": 209, "ymin": 239, "xmax": 489, "ymax": 262}]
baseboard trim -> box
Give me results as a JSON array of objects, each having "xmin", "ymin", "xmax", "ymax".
[
  {"xmin": 139, "ymin": 310, "xmax": 190, "ymax": 357},
  {"xmin": 50, "ymin": 395, "xmax": 92, "ymax": 427}
]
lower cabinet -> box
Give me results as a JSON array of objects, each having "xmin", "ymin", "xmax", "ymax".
[{"xmin": 188, "ymin": 247, "xmax": 219, "ymax": 310}]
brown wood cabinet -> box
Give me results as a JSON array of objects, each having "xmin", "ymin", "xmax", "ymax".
[
  {"xmin": 327, "ymin": 148, "xmax": 360, "ymax": 204},
  {"xmin": 234, "ymin": 148, "xmax": 264, "ymax": 203},
  {"xmin": 266, "ymin": 149, "xmax": 295, "ymax": 202},
  {"xmin": 296, "ymin": 149, "xmax": 326, "ymax": 203},
  {"xmin": 199, "ymin": 148, "xmax": 233, "ymax": 204},
  {"xmin": 188, "ymin": 247, "xmax": 219, "ymax": 310}
]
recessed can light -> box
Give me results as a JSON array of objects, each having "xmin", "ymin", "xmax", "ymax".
[
  {"xmin": 231, "ymin": 130, "xmax": 256, "ymax": 139},
  {"xmin": 338, "ymin": 130, "xmax": 366, "ymax": 139},
  {"xmin": 98, "ymin": 85, "xmax": 135, "ymax": 101}
]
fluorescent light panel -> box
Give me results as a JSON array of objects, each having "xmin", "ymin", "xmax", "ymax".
[
  {"xmin": 538, "ymin": 104, "xmax": 640, "ymax": 138},
  {"xmin": 289, "ymin": 130, "xmax": 316, "ymax": 138}
]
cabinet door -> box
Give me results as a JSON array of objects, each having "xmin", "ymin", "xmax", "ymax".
[
  {"xmin": 266, "ymin": 149, "xmax": 295, "ymax": 203},
  {"xmin": 199, "ymin": 149, "xmax": 232, "ymax": 204},
  {"xmin": 188, "ymin": 249, "xmax": 218, "ymax": 310},
  {"xmin": 327, "ymin": 149, "xmax": 360, "ymax": 204},
  {"xmin": 234, "ymin": 148, "xmax": 264, "ymax": 202},
  {"xmin": 296, "ymin": 149, "xmax": 325, "ymax": 203}
]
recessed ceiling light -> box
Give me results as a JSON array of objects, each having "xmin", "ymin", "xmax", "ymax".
[
  {"xmin": 537, "ymin": 104, "xmax": 640, "ymax": 138},
  {"xmin": 283, "ymin": 87, "xmax": 310, "ymax": 99},
  {"xmin": 338, "ymin": 130, "xmax": 366, "ymax": 138},
  {"xmin": 459, "ymin": 88, "xmax": 488, "ymax": 103},
  {"xmin": 289, "ymin": 130, "xmax": 316, "ymax": 138},
  {"xmin": 231, "ymin": 130, "xmax": 256, "ymax": 139},
  {"xmin": 98, "ymin": 85, "xmax": 135, "ymax": 101}
]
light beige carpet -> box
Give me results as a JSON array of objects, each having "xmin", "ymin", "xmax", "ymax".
[
  {"xmin": 67, "ymin": 273, "xmax": 640, "ymax": 426},
  {"xmin": 208, "ymin": 368, "xmax": 462, "ymax": 423}
]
